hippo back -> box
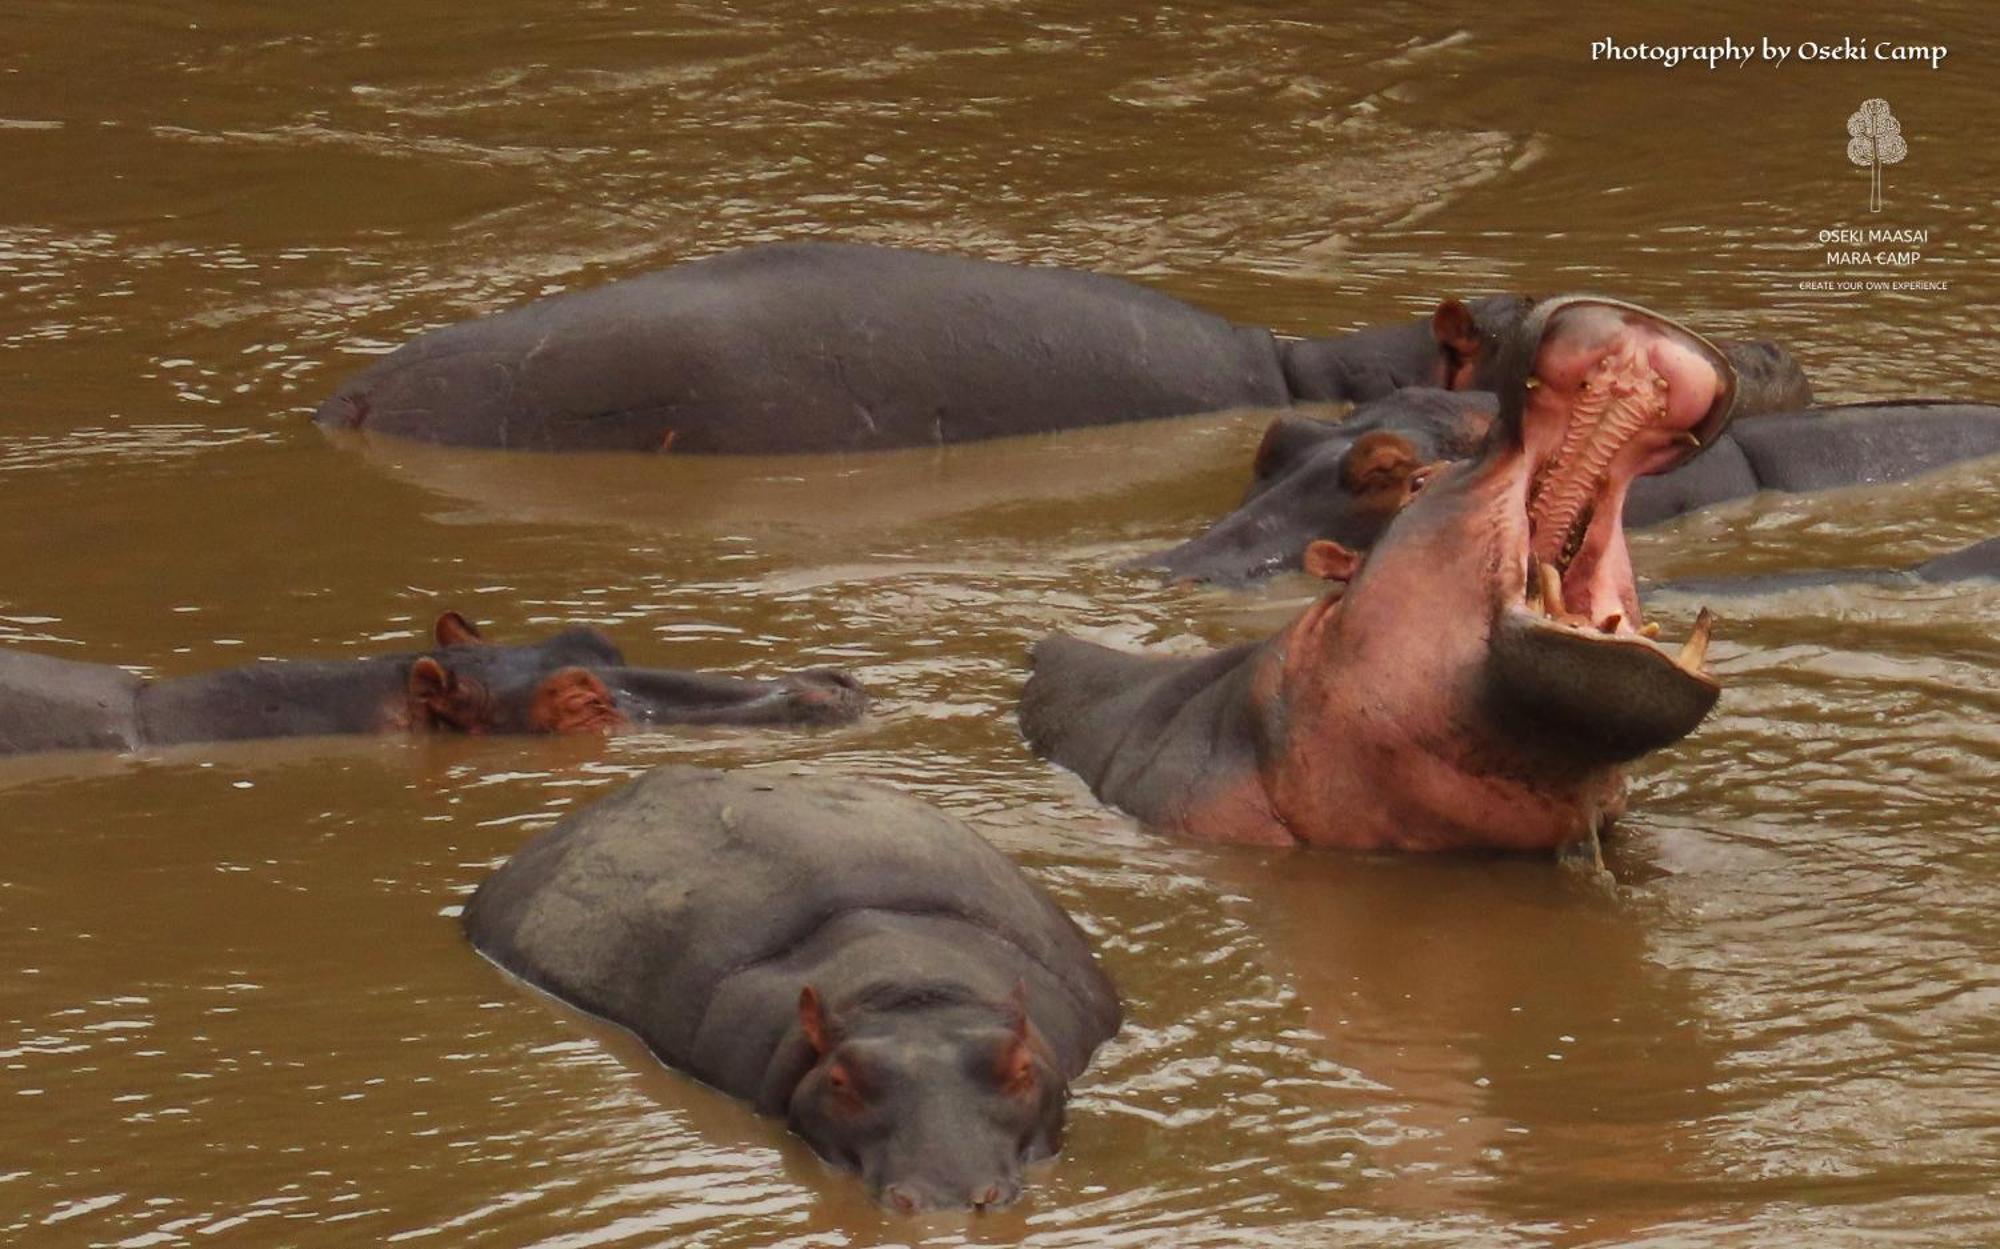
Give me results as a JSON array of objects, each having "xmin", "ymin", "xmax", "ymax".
[
  {"xmin": 1728, "ymin": 402, "xmax": 2000, "ymax": 491},
  {"xmin": 317, "ymin": 241, "xmax": 1290, "ymax": 453},
  {"xmin": 463, "ymin": 766, "xmax": 1121, "ymax": 1098},
  {"xmin": 0, "ymin": 649, "xmax": 143, "ymax": 755}
]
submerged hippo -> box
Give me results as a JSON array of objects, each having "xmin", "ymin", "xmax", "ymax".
[
  {"xmin": 1150, "ymin": 395, "xmax": 2000, "ymax": 585},
  {"xmin": 463, "ymin": 766, "xmax": 1122, "ymax": 1212},
  {"xmin": 1023, "ymin": 296, "xmax": 1736, "ymax": 852},
  {"xmin": 0, "ymin": 612, "xmax": 864, "ymax": 757},
  {"xmin": 313, "ymin": 241, "xmax": 1808, "ymax": 454},
  {"xmin": 1645, "ymin": 535, "xmax": 2000, "ymax": 596}
]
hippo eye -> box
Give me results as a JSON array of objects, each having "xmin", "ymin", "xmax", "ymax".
[
  {"xmin": 1408, "ymin": 465, "xmax": 1438, "ymax": 494},
  {"xmin": 825, "ymin": 1061, "xmax": 865, "ymax": 1105}
]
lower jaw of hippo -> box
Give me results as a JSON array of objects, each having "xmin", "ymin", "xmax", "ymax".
[
  {"xmin": 1482, "ymin": 301, "xmax": 1732, "ymax": 763},
  {"xmin": 1486, "ymin": 606, "xmax": 1717, "ymax": 764}
]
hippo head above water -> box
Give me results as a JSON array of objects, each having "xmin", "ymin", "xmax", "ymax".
[
  {"xmin": 1023, "ymin": 295, "xmax": 1737, "ymax": 851},
  {"xmin": 1148, "ymin": 329, "xmax": 1810, "ymax": 587},
  {"xmin": 1407, "ymin": 296, "xmax": 1734, "ymax": 779},
  {"xmin": 786, "ymin": 981, "xmax": 1066, "ymax": 1212},
  {"xmin": 397, "ymin": 612, "xmax": 867, "ymax": 736}
]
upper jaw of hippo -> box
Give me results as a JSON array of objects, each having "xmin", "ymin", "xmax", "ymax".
[{"xmin": 1481, "ymin": 296, "xmax": 1738, "ymax": 760}]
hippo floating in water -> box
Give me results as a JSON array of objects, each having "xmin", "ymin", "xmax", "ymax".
[
  {"xmin": 1645, "ymin": 535, "xmax": 2000, "ymax": 596},
  {"xmin": 463, "ymin": 766, "xmax": 1122, "ymax": 1212},
  {"xmin": 0, "ymin": 612, "xmax": 864, "ymax": 757},
  {"xmin": 313, "ymin": 241, "xmax": 1808, "ymax": 455},
  {"xmin": 1148, "ymin": 394, "xmax": 2000, "ymax": 585},
  {"xmin": 1023, "ymin": 296, "xmax": 1736, "ymax": 853}
]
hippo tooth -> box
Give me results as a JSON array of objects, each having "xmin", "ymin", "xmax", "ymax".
[
  {"xmin": 1675, "ymin": 607, "xmax": 1715, "ymax": 673},
  {"xmin": 1641, "ymin": 621, "xmax": 1661, "ymax": 639},
  {"xmin": 1677, "ymin": 431, "xmax": 1703, "ymax": 449},
  {"xmin": 1538, "ymin": 560, "xmax": 1566, "ymax": 617}
]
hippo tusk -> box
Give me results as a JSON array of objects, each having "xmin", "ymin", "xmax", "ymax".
[
  {"xmin": 1640, "ymin": 621, "xmax": 1661, "ymax": 639},
  {"xmin": 1538, "ymin": 560, "xmax": 1566, "ymax": 618},
  {"xmin": 1675, "ymin": 607, "xmax": 1715, "ymax": 673}
]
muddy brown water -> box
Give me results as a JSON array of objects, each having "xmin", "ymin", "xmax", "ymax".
[{"xmin": 4, "ymin": 2, "xmax": 1998, "ymax": 1245}]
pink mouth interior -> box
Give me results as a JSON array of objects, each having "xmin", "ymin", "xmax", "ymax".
[{"xmin": 1518, "ymin": 308, "xmax": 1722, "ymax": 634}]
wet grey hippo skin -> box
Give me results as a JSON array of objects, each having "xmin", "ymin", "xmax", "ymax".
[
  {"xmin": 462, "ymin": 765, "xmax": 1122, "ymax": 1213},
  {"xmin": 1150, "ymin": 396, "xmax": 2000, "ymax": 585},
  {"xmin": 1647, "ymin": 535, "xmax": 2000, "ymax": 596},
  {"xmin": 1024, "ymin": 296, "xmax": 1738, "ymax": 852},
  {"xmin": 1622, "ymin": 401, "xmax": 2000, "ymax": 525},
  {"xmin": 0, "ymin": 613, "xmax": 865, "ymax": 757},
  {"xmin": 316, "ymin": 241, "xmax": 1807, "ymax": 453}
]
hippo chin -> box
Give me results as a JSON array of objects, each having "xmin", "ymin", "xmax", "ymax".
[
  {"xmin": 463, "ymin": 766, "xmax": 1122, "ymax": 1213},
  {"xmin": 0, "ymin": 612, "xmax": 865, "ymax": 757},
  {"xmin": 1023, "ymin": 296, "xmax": 1736, "ymax": 852}
]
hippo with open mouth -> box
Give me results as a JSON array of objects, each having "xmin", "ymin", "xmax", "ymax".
[
  {"xmin": 1021, "ymin": 296, "xmax": 1734, "ymax": 853},
  {"xmin": 1145, "ymin": 391, "xmax": 2000, "ymax": 587}
]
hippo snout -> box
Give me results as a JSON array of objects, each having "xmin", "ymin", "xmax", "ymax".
[
  {"xmin": 783, "ymin": 668, "xmax": 869, "ymax": 725},
  {"xmin": 879, "ymin": 1172, "xmax": 1021, "ymax": 1214},
  {"xmin": 315, "ymin": 391, "xmax": 370, "ymax": 429}
]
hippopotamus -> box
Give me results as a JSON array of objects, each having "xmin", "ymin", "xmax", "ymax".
[
  {"xmin": 1645, "ymin": 535, "xmax": 2000, "ymax": 596},
  {"xmin": 313, "ymin": 240, "xmax": 1808, "ymax": 454},
  {"xmin": 1150, "ymin": 395, "xmax": 2000, "ymax": 585},
  {"xmin": 0, "ymin": 612, "xmax": 864, "ymax": 757},
  {"xmin": 1021, "ymin": 295, "xmax": 1736, "ymax": 852},
  {"xmin": 463, "ymin": 766, "xmax": 1121, "ymax": 1212}
]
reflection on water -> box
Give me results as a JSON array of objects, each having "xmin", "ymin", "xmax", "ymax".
[{"xmin": 2, "ymin": 0, "xmax": 1998, "ymax": 1245}]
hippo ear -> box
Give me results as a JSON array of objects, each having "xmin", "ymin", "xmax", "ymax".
[
  {"xmin": 1303, "ymin": 540, "xmax": 1362, "ymax": 583},
  {"xmin": 405, "ymin": 657, "xmax": 458, "ymax": 729},
  {"xmin": 1431, "ymin": 298, "xmax": 1481, "ymax": 360},
  {"xmin": 434, "ymin": 611, "xmax": 487, "ymax": 648},
  {"xmin": 798, "ymin": 985, "xmax": 841, "ymax": 1055},
  {"xmin": 997, "ymin": 981, "xmax": 1040, "ymax": 1092},
  {"xmin": 1251, "ymin": 414, "xmax": 1342, "ymax": 484},
  {"xmin": 530, "ymin": 667, "xmax": 622, "ymax": 734},
  {"xmin": 1338, "ymin": 431, "xmax": 1420, "ymax": 494}
]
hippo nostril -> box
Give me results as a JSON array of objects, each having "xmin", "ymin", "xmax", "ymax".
[
  {"xmin": 884, "ymin": 1184, "xmax": 917, "ymax": 1215},
  {"xmin": 972, "ymin": 1184, "xmax": 1002, "ymax": 1211}
]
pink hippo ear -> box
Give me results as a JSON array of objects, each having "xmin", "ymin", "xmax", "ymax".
[
  {"xmin": 1338, "ymin": 430, "xmax": 1421, "ymax": 495},
  {"xmin": 1303, "ymin": 540, "xmax": 1362, "ymax": 583},
  {"xmin": 998, "ymin": 980, "xmax": 1039, "ymax": 1093},
  {"xmin": 529, "ymin": 668, "xmax": 623, "ymax": 734},
  {"xmin": 798, "ymin": 986, "xmax": 840, "ymax": 1055},
  {"xmin": 1431, "ymin": 298, "xmax": 1483, "ymax": 387},
  {"xmin": 406, "ymin": 656, "xmax": 481, "ymax": 732},
  {"xmin": 434, "ymin": 611, "xmax": 487, "ymax": 648}
]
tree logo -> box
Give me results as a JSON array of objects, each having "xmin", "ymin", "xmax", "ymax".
[{"xmin": 1846, "ymin": 99, "xmax": 1907, "ymax": 213}]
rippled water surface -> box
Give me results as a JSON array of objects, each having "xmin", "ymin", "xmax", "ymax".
[{"xmin": 4, "ymin": 2, "xmax": 1997, "ymax": 1245}]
